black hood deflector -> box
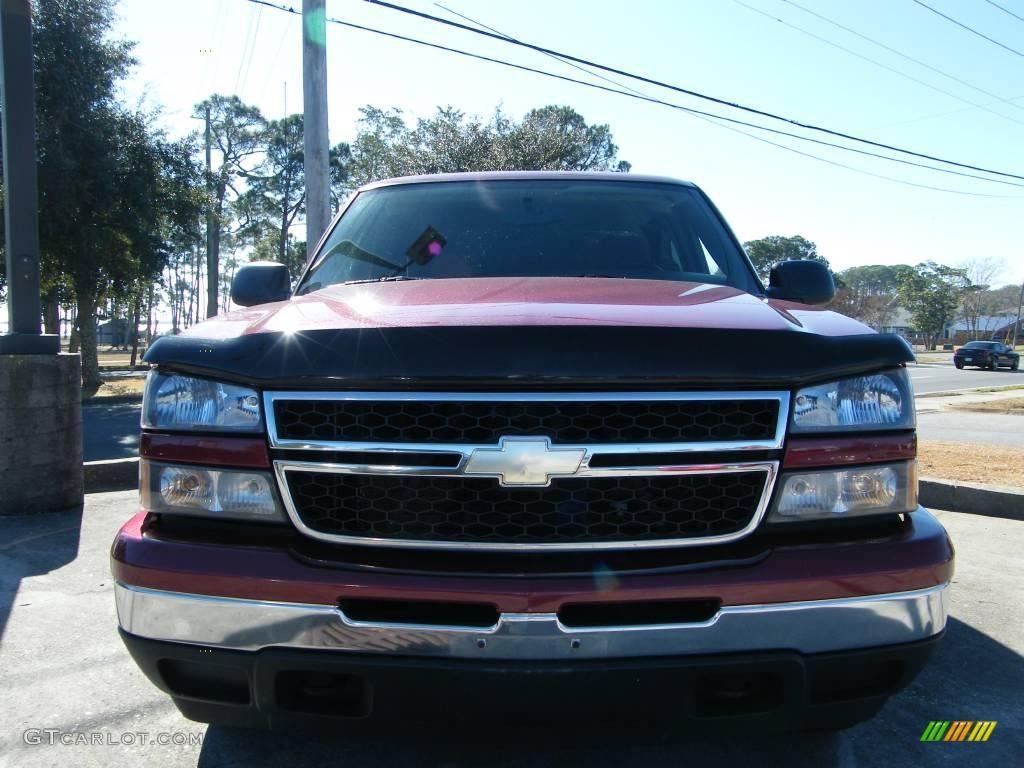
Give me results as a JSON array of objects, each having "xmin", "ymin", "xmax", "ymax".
[{"xmin": 144, "ymin": 326, "xmax": 914, "ymax": 390}]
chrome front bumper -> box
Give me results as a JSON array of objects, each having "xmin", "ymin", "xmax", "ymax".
[{"xmin": 115, "ymin": 582, "xmax": 949, "ymax": 661}]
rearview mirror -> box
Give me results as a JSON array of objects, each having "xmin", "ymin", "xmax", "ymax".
[
  {"xmin": 230, "ymin": 262, "xmax": 291, "ymax": 307},
  {"xmin": 766, "ymin": 260, "xmax": 835, "ymax": 305}
]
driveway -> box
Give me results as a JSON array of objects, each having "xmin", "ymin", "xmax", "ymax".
[
  {"xmin": 0, "ymin": 494, "xmax": 1020, "ymax": 767},
  {"xmin": 917, "ymin": 410, "xmax": 1024, "ymax": 448}
]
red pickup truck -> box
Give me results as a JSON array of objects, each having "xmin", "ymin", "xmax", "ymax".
[{"xmin": 112, "ymin": 172, "xmax": 952, "ymax": 733}]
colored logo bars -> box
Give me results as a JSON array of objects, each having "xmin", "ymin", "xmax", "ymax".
[{"xmin": 921, "ymin": 721, "xmax": 997, "ymax": 742}]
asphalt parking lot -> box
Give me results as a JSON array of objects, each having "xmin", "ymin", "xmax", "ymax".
[
  {"xmin": 82, "ymin": 402, "xmax": 141, "ymax": 461},
  {"xmin": 1, "ymin": 492, "xmax": 1020, "ymax": 768}
]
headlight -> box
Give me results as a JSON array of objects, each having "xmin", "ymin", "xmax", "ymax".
[
  {"xmin": 768, "ymin": 461, "xmax": 917, "ymax": 522},
  {"xmin": 142, "ymin": 371, "xmax": 261, "ymax": 432},
  {"xmin": 140, "ymin": 459, "xmax": 286, "ymax": 522},
  {"xmin": 790, "ymin": 369, "xmax": 914, "ymax": 433}
]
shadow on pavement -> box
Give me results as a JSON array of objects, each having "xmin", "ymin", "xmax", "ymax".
[
  {"xmin": 82, "ymin": 402, "xmax": 141, "ymax": 461},
  {"xmin": 195, "ymin": 617, "xmax": 1021, "ymax": 768},
  {"xmin": 0, "ymin": 505, "xmax": 83, "ymax": 640}
]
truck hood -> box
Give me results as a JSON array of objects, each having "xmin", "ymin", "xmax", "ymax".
[
  {"xmin": 175, "ymin": 277, "xmax": 871, "ymax": 339},
  {"xmin": 146, "ymin": 278, "xmax": 913, "ymax": 388}
]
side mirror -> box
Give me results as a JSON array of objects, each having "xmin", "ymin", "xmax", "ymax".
[
  {"xmin": 230, "ymin": 262, "xmax": 291, "ymax": 307},
  {"xmin": 766, "ymin": 260, "xmax": 835, "ymax": 305}
]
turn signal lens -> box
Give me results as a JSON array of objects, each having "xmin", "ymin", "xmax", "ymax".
[
  {"xmin": 769, "ymin": 461, "xmax": 917, "ymax": 522},
  {"xmin": 216, "ymin": 472, "xmax": 278, "ymax": 518},
  {"xmin": 159, "ymin": 465, "xmax": 214, "ymax": 508},
  {"xmin": 141, "ymin": 460, "xmax": 284, "ymax": 522}
]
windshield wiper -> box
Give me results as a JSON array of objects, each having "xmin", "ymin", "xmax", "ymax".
[
  {"xmin": 342, "ymin": 275, "xmax": 425, "ymax": 286},
  {"xmin": 321, "ymin": 240, "xmax": 406, "ymax": 272}
]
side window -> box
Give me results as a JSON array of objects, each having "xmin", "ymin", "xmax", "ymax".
[
  {"xmin": 666, "ymin": 234, "xmax": 726, "ymax": 279},
  {"xmin": 668, "ymin": 240, "xmax": 684, "ymax": 271},
  {"xmin": 700, "ymin": 239, "xmax": 726, "ymax": 277}
]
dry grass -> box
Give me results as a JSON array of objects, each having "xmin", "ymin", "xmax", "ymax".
[
  {"xmin": 60, "ymin": 343, "xmax": 151, "ymax": 368},
  {"xmin": 918, "ymin": 441, "xmax": 1024, "ymax": 487},
  {"xmin": 82, "ymin": 377, "xmax": 146, "ymax": 402},
  {"xmin": 949, "ymin": 397, "xmax": 1024, "ymax": 414}
]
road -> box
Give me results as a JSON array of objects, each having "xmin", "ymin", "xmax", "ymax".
[
  {"xmin": 82, "ymin": 402, "xmax": 140, "ymax": 461},
  {"xmin": 909, "ymin": 361, "xmax": 1023, "ymax": 447},
  {"xmin": 0, "ymin": 492, "xmax": 1020, "ymax": 768},
  {"xmin": 907, "ymin": 362, "xmax": 1021, "ymax": 395}
]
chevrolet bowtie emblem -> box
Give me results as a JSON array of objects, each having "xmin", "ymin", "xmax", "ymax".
[{"xmin": 463, "ymin": 437, "xmax": 586, "ymax": 487}]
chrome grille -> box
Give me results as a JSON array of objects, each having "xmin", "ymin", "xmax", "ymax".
[
  {"xmin": 266, "ymin": 391, "xmax": 788, "ymax": 551},
  {"xmin": 283, "ymin": 470, "xmax": 769, "ymax": 545},
  {"xmin": 273, "ymin": 397, "xmax": 780, "ymax": 444}
]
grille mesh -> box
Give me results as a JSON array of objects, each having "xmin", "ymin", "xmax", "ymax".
[
  {"xmin": 284, "ymin": 471, "xmax": 768, "ymax": 545},
  {"xmin": 273, "ymin": 398, "xmax": 779, "ymax": 444}
]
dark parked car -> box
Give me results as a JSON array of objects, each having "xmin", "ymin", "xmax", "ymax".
[{"xmin": 954, "ymin": 341, "xmax": 1019, "ymax": 370}]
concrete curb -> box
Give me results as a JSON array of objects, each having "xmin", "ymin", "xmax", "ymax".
[
  {"xmin": 920, "ymin": 477, "xmax": 1024, "ymax": 522},
  {"xmin": 84, "ymin": 457, "xmax": 138, "ymax": 493},
  {"xmin": 81, "ymin": 395, "xmax": 143, "ymax": 406}
]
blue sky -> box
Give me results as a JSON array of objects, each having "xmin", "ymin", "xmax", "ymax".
[{"xmin": 114, "ymin": 0, "xmax": 1024, "ymax": 287}]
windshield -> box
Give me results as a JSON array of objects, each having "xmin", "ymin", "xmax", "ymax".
[
  {"xmin": 963, "ymin": 342, "xmax": 997, "ymax": 349},
  {"xmin": 298, "ymin": 180, "xmax": 757, "ymax": 293}
]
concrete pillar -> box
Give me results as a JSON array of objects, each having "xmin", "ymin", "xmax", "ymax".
[{"xmin": 0, "ymin": 354, "xmax": 83, "ymax": 514}]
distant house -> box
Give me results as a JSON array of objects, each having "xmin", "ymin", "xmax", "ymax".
[
  {"xmin": 875, "ymin": 306, "xmax": 915, "ymax": 337},
  {"xmin": 96, "ymin": 319, "xmax": 138, "ymax": 347},
  {"xmin": 865, "ymin": 305, "xmax": 934, "ymax": 345},
  {"xmin": 943, "ymin": 315, "xmax": 1021, "ymax": 345}
]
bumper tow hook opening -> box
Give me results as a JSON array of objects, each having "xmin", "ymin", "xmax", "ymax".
[{"xmin": 275, "ymin": 670, "xmax": 372, "ymax": 719}]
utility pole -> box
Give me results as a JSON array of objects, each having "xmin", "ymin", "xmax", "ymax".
[
  {"xmin": 204, "ymin": 104, "xmax": 218, "ymax": 318},
  {"xmin": 1, "ymin": 0, "xmax": 82, "ymax": 515},
  {"xmin": 303, "ymin": 0, "xmax": 330, "ymax": 258},
  {"xmin": 0, "ymin": 0, "xmax": 53, "ymax": 353},
  {"xmin": 1012, "ymin": 279, "xmax": 1023, "ymax": 349}
]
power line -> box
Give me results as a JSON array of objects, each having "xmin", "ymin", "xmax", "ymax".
[
  {"xmin": 434, "ymin": 2, "xmax": 651, "ymax": 100},
  {"xmin": 911, "ymin": 0, "xmax": 1024, "ymax": 57},
  {"xmin": 698, "ymin": 110, "xmax": 1015, "ymax": 197},
  {"xmin": 234, "ymin": 4, "xmax": 258, "ymax": 94},
  {"xmin": 872, "ymin": 94, "xmax": 1024, "ymax": 130},
  {"xmin": 363, "ymin": 0, "xmax": 1024, "ymax": 181},
  {"xmin": 984, "ymin": 0, "xmax": 1024, "ymax": 24},
  {"xmin": 733, "ymin": 0, "xmax": 1024, "ymax": 128},
  {"xmin": 452, "ymin": 0, "xmax": 1024, "ymax": 136},
  {"xmin": 245, "ymin": 0, "xmax": 1024, "ymax": 194},
  {"xmin": 430, "ymin": 4, "xmax": 1023, "ymax": 198},
  {"xmin": 259, "ymin": 17, "xmax": 291, "ymax": 109},
  {"xmin": 237, "ymin": 5, "xmax": 264, "ymax": 98},
  {"xmin": 780, "ymin": 0, "xmax": 1024, "ymax": 115}
]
